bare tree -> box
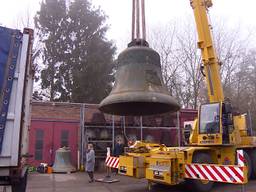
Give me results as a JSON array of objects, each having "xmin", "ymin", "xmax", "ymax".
[
  {"xmin": 149, "ymin": 22, "xmax": 180, "ymax": 97},
  {"xmin": 174, "ymin": 22, "xmax": 203, "ymax": 109},
  {"xmin": 14, "ymin": 7, "xmax": 34, "ymax": 29},
  {"xmin": 148, "ymin": 18, "xmax": 253, "ymax": 110},
  {"xmin": 230, "ymin": 50, "xmax": 256, "ymax": 127},
  {"xmin": 149, "ymin": 21, "xmax": 203, "ymax": 109},
  {"xmin": 212, "ymin": 21, "xmax": 252, "ymax": 98}
]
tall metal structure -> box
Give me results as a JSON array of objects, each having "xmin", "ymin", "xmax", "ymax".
[
  {"xmin": 80, "ymin": 105, "xmax": 184, "ymax": 170},
  {"xmin": 191, "ymin": 0, "xmax": 224, "ymax": 103}
]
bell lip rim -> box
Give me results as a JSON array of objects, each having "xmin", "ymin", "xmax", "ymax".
[
  {"xmin": 99, "ymin": 91, "xmax": 181, "ymax": 116},
  {"xmin": 99, "ymin": 100, "xmax": 180, "ymax": 109},
  {"xmin": 99, "ymin": 103, "xmax": 181, "ymax": 116},
  {"xmin": 99, "ymin": 91, "xmax": 180, "ymax": 107}
]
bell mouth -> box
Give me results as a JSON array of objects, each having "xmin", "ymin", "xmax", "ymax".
[{"xmin": 99, "ymin": 91, "xmax": 180, "ymax": 116}]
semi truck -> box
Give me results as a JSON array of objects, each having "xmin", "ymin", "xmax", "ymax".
[{"xmin": 0, "ymin": 26, "xmax": 34, "ymax": 191}]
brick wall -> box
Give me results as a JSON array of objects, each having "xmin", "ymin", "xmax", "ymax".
[{"xmin": 32, "ymin": 102, "xmax": 82, "ymax": 121}]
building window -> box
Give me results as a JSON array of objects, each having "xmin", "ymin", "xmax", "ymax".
[
  {"xmin": 61, "ymin": 130, "xmax": 69, "ymax": 147},
  {"xmin": 35, "ymin": 129, "xmax": 44, "ymax": 160}
]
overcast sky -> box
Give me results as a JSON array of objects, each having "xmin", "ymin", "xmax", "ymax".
[{"xmin": 1, "ymin": 0, "xmax": 256, "ymax": 51}]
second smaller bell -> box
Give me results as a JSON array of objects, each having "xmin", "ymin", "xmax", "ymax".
[{"xmin": 52, "ymin": 147, "xmax": 76, "ymax": 173}]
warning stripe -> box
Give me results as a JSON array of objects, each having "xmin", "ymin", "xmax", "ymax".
[
  {"xmin": 216, "ymin": 166, "xmax": 231, "ymax": 183},
  {"xmin": 199, "ymin": 165, "xmax": 213, "ymax": 181},
  {"xmin": 211, "ymin": 165, "xmax": 227, "ymax": 182},
  {"xmin": 224, "ymin": 166, "xmax": 242, "ymax": 183},
  {"xmin": 186, "ymin": 164, "xmax": 196, "ymax": 178},
  {"xmin": 185, "ymin": 168, "xmax": 192, "ymax": 178},
  {"xmin": 220, "ymin": 166, "xmax": 237, "ymax": 183},
  {"xmin": 239, "ymin": 153, "xmax": 245, "ymax": 162},
  {"xmin": 110, "ymin": 158, "xmax": 115, "ymax": 167},
  {"xmin": 229, "ymin": 166, "xmax": 244, "ymax": 182},
  {"xmin": 194, "ymin": 164, "xmax": 207, "ymax": 180},
  {"xmin": 105, "ymin": 156, "xmax": 119, "ymax": 168},
  {"xmin": 185, "ymin": 163, "xmax": 245, "ymax": 184},
  {"xmin": 110, "ymin": 158, "xmax": 117, "ymax": 167},
  {"xmin": 207, "ymin": 165, "xmax": 222, "ymax": 181},
  {"xmin": 204, "ymin": 165, "xmax": 217, "ymax": 181},
  {"xmin": 105, "ymin": 156, "xmax": 111, "ymax": 164},
  {"xmin": 105, "ymin": 156, "xmax": 109, "ymax": 163},
  {"xmin": 237, "ymin": 150, "xmax": 245, "ymax": 167},
  {"xmin": 113, "ymin": 159, "xmax": 119, "ymax": 168},
  {"xmin": 191, "ymin": 164, "xmax": 203, "ymax": 179},
  {"xmin": 188, "ymin": 164, "xmax": 198, "ymax": 178},
  {"xmin": 238, "ymin": 167, "xmax": 244, "ymax": 176}
]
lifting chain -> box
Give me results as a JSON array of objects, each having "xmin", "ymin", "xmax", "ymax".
[{"xmin": 131, "ymin": 0, "xmax": 146, "ymax": 41}]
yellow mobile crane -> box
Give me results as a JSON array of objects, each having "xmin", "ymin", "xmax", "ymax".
[{"xmin": 118, "ymin": 0, "xmax": 256, "ymax": 191}]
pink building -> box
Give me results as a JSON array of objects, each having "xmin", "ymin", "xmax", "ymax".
[{"xmin": 28, "ymin": 101, "xmax": 197, "ymax": 168}]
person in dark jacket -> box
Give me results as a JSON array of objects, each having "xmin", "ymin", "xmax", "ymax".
[
  {"xmin": 113, "ymin": 140, "xmax": 124, "ymax": 157},
  {"xmin": 113, "ymin": 140, "xmax": 124, "ymax": 174},
  {"xmin": 85, "ymin": 144, "xmax": 95, "ymax": 183}
]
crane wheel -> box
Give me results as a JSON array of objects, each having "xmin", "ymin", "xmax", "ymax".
[
  {"xmin": 247, "ymin": 150, "xmax": 255, "ymax": 179},
  {"xmin": 242, "ymin": 151, "xmax": 252, "ymax": 179},
  {"xmin": 186, "ymin": 152, "xmax": 213, "ymax": 192}
]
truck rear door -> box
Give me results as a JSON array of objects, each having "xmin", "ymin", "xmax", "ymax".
[{"xmin": 0, "ymin": 26, "xmax": 33, "ymax": 167}]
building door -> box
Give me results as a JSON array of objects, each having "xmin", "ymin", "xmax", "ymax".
[
  {"xmin": 29, "ymin": 121, "xmax": 54, "ymax": 166},
  {"xmin": 29, "ymin": 121, "xmax": 78, "ymax": 167}
]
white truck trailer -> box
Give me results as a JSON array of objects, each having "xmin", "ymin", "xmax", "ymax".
[{"xmin": 0, "ymin": 26, "xmax": 34, "ymax": 191}]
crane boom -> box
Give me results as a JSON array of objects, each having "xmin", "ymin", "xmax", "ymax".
[
  {"xmin": 190, "ymin": 0, "xmax": 224, "ymax": 102},
  {"xmin": 115, "ymin": 2, "xmax": 255, "ymax": 192}
]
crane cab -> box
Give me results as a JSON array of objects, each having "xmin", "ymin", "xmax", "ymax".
[{"xmin": 196, "ymin": 102, "xmax": 236, "ymax": 146}]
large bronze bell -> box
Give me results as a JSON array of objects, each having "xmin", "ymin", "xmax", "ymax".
[{"xmin": 99, "ymin": 40, "xmax": 180, "ymax": 116}]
